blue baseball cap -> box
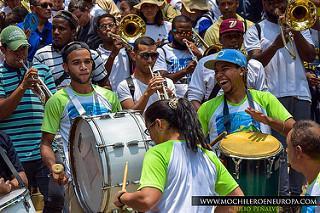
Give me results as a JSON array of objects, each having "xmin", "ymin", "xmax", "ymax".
[{"xmin": 204, "ymin": 49, "xmax": 247, "ymax": 70}]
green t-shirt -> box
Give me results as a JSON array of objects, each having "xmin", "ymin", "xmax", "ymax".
[
  {"xmin": 138, "ymin": 140, "xmax": 238, "ymax": 212},
  {"xmin": 198, "ymin": 89, "xmax": 292, "ymax": 141}
]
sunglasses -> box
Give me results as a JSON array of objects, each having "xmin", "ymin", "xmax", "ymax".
[
  {"xmin": 138, "ymin": 52, "xmax": 159, "ymax": 60},
  {"xmin": 172, "ymin": 29, "xmax": 192, "ymax": 37},
  {"xmin": 37, "ymin": 2, "xmax": 53, "ymax": 9},
  {"xmin": 99, "ymin": 23, "xmax": 116, "ymax": 31}
]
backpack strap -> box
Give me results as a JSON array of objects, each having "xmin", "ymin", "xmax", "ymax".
[
  {"xmin": 255, "ymin": 22, "xmax": 261, "ymax": 41},
  {"xmin": 126, "ymin": 76, "xmax": 135, "ymax": 99}
]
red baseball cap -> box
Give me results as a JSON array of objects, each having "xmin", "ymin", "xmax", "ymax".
[{"xmin": 220, "ymin": 18, "xmax": 245, "ymax": 35}]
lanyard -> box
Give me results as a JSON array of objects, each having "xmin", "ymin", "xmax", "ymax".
[{"xmin": 223, "ymin": 89, "xmax": 260, "ymax": 133}]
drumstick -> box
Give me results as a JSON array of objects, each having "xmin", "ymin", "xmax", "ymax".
[
  {"xmin": 209, "ymin": 131, "xmax": 227, "ymax": 147},
  {"xmin": 122, "ymin": 161, "xmax": 128, "ymax": 191}
]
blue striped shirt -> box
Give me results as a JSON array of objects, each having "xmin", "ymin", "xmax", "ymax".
[{"xmin": 0, "ymin": 62, "xmax": 57, "ymax": 162}]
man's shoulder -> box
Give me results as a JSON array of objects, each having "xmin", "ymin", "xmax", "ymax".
[{"xmin": 35, "ymin": 44, "xmax": 54, "ymax": 55}]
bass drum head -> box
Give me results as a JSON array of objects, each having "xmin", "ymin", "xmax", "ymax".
[
  {"xmin": 69, "ymin": 112, "xmax": 149, "ymax": 212},
  {"xmin": 70, "ymin": 117, "xmax": 106, "ymax": 212}
]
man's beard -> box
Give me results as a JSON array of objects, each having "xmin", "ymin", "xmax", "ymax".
[{"xmin": 69, "ymin": 72, "xmax": 93, "ymax": 84}]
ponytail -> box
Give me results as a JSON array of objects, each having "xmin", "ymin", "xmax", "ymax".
[{"xmin": 145, "ymin": 98, "xmax": 209, "ymax": 151}]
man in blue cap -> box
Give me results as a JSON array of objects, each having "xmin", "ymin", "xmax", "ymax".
[{"xmin": 198, "ymin": 49, "xmax": 295, "ymax": 149}]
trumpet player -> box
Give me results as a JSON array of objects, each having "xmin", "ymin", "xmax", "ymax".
[
  {"xmin": 117, "ymin": 36, "xmax": 175, "ymax": 112},
  {"xmin": 244, "ymin": 0, "xmax": 316, "ymax": 200},
  {"xmin": 0, "ymin": 25, "xmax": 59, "ymax": 212},
  {"xmin": 154, "ymin": 15, "xmax": 202, "ymax": 98}
]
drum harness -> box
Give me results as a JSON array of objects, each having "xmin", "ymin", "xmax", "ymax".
[
  {"xmin": 222, "ymin": 89, "xmax": 276, "ymax": 179},
  {"xmin": 0, "ymin": 147, "xmax": 32, "ymax": 211}
]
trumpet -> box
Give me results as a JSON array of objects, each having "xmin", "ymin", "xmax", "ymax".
[
  {"xmin": 192, "ymin": 28, "xmax": 221, "ymax": 56},
  {"xmin": 183, "ymin": 39, "xmax": 198, "ymax": 63},
  {"xmin": 148, "ymin": 66, "xmax": 170, "ymax": 100},
  {"xmin": 20, "ymin": 61, "xmax": 52, "ymax": 104}
]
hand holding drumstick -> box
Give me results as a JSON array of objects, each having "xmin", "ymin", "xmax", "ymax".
[{"xmin": 114, "ymin": 162, "xmax": 128, "ymax": 208}]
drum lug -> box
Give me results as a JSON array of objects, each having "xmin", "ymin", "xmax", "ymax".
[
  {"xmin": 267, "ymin": 157, "xmax": 275, "ymax": 178},
  {"xmin": 23, "ymin": 198, "xmax": 31, "ymax": 212},
  {"xmin": 232, "ymin": 158, "xmax": 242, "ymax": 180},
  {"xmin": 132, "ymin": 180, "xmax": 140, "ymax": 184}
]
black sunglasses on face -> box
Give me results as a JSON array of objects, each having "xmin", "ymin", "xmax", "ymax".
[
  {"xmin": 138, "ymin": 52, "xmax": 159, "ymax": 60},
  {"xmin": 37, "ymin": 2, "xmax": 53, "ymax": 9}
]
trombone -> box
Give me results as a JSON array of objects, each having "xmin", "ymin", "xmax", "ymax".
[
  {"xmin": 148, "ymin": 66, "xmax": 170, "ymax": 100},
  {"xmin": 192, "ymin": 28, "xmax": 221, "ymax": 56},
  {"xmin": 20, "ymin": 61, "xmax": 52, "ymax": 104},
  {"xmin": 108, "ymin": 14, "xmax": 146, "ymax": 51},
  {"xmin": 277, "ymin": 0, "xmax": 317, "ymax": 60}
]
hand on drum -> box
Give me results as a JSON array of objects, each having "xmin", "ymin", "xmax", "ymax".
[
  {"xmin": 113, "ymin": 190, "xmax": 126, "ymax": 208},
  {"xmin": 0, "ymin": 177, "xmax": 12, "ymax": 195},
  {"xmin": 245, "ymin": 107, "xmax": 271, "ymax": 125}
]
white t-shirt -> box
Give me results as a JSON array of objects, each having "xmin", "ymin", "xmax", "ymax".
[
  {"xmin": 117, "ymin": 75, "xmax": 176, "ymax": 111},
  {"xmin": 90, "ymin": 4, "xmax": 106, "ymax": 17},
  {"xmin": 154, "ymin": 44, "xmax": 194, "ymax": 97},
  {"xmin": 244, "ymin": 19, "xmax": 313, "ymax": 101},
  {"xmin": 145, "ymin": 21, "xmax": 172, "ymax": 43},
  {"xmin": 97, "ymin": 45, "xmax": 131, "ymax": 91},
  {"xmin": 188, "ymin": 55, "xmax": 268, "ymax": 102}
]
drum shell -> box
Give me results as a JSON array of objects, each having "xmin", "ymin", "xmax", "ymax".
[
  {"xmin": 221, "ymin": 151, "xmax": 282, "ymax": 196},
  {"xmin": 69, "ymin": 112, "xmax": 150, "ymax": 212},
  {"xmin": 0, "ymin": 188, "xmax": 36, "ymax": 213}
]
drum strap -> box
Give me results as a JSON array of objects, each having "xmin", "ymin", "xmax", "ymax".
[
  {"xmin": 65, "ymin": 87, "xmax": 86, "ymax": 116},
  {"xmin": 0, "ymin": 147, "xmax": 25, "ymax": 188},
  {"xmin": 223, "ymin": 89, "xmax": 260, "ymax": 133}
]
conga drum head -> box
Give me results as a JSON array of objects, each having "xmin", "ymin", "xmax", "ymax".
[{"xmin": 220, "ymin": 131, "xmax": 282, "ymax": 159}]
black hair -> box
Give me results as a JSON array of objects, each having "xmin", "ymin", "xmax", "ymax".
[
  {"xmin": 133, "ymin": 36, "xmax": 156, "ymax": 52},
  {"xmin": 139, "ymin": 7, "xmax": 164, "ymax": 26},
  {"xmin": 68, "ymin": 0, "xmax": 93, "ymax": 12},
  {"xmin": 96, "ymin": 13, "xmax": 116, "ymax": 28},
  {"xmin": 172, "ymin": 15, "xmax": 192, "ymax": 30},
  {"xmin": 145, "ymin": 98, "xmax": 209, "ymax": 152},
  {"xmin": 126, "ymin": 0, "xmax": 140, "ymax": 8},
  {"xmin": 53, "ymin": 10, "xmax": 79, "ymax": 30},
  {"xmin": 62, "ymin": 41, "xmax": 92, "ymax": 63},
  {"xmin": 4, "ymin": 6, "xmax": 29, "ymax": 27},
  {"xmin": 29, "ymin": 0, "xmax": 39, "ymax": 6},
  {"xmin": 290, "ymin": 120, "xmax": 320, "ymax": 160}
]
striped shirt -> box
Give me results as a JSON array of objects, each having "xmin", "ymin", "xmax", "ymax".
[
  {"xmin": 0, "ymin": 62, "xmax": 57, "ymax": 162},
  {"xmin": 33, "ymin": 44, "xmax": 107, "ymax": 88}
]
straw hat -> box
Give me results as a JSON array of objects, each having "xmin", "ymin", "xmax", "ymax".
[
  {"xmin": 134, "ymin": 0, "xmax": 165, "ymax": 10},
  {"xmin": 182, "ymin": 0, "xmax": 210, "ymax": 13}
]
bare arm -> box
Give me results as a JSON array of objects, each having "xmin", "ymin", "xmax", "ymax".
[
  {"xmin": 114, "ymin": 187, "xmax": 162, "ymax": 212},
  {"xmin": 191, "ymin": 100, "xmax": 201, "ymax": 111},
  {"xmin": 0, "ymin": 68, "xmax": 39, "ymax": 120},
  {"xmin": 245, "ymin": 107, "xmax": 295, "ymax": 136},
  {"xmin": 161, "ymin": 61, "xmax": 197, "ymax": 83},
  {"xmin": 9, "ymin": 171, "xmax": 28, "ymax": 189},
  {"xmin": 215, "ymin": 187, "xmax": 244, "ymax": 213},
  {"xmin": 40, "ymin": 132, "xmax": 68, "ymax": 185},
  {"xmin": 120, "ymin": 76, "xmax": 165, "ymax": 111},
  {"xmin": 291, "ymin": 30, "xmax": 316, "ymax": 62}
]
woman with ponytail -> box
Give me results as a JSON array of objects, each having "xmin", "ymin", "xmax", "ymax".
[{"xmin": 113, "ymin": 98, "xmax": 243, "ymax": 212}]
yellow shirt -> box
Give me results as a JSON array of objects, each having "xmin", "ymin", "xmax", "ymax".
[
  {"xmin": 96, "ymin": 0, "xmax": 121, "ymax": 20},
  {"xmin": 204, "ymin": 14, "xmax": 254, "ymax": 49}
]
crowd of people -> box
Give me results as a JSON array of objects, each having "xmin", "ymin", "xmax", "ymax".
[{"xmin": 0, "ymin": 0, "xmax": 319, "ymax": 212}]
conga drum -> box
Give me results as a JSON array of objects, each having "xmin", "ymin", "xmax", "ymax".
[{"xmin": 219, "ymin": 131, "xmax": 283, "ymax": 196}]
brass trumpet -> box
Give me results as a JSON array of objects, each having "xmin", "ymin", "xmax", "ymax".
[
  {"xmin": 21, "ymin": 61, "xmax": 52, "ymax": 104},
  {"xmin": 148, "ymin": 66, "xmax": 170, "ymax": 100},
  {"xmin": 192, "ymin": 28, "xmax": 221, "ymax": 56},
  {"xmin": 183, "ymin": 39, "xmax": 198, "ymax": 63}
]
